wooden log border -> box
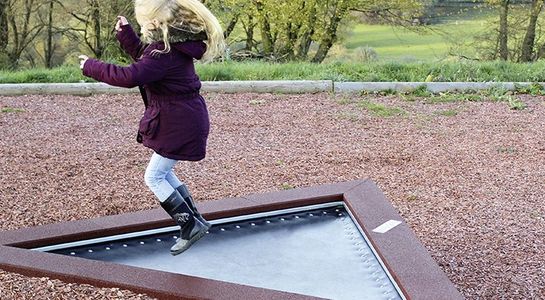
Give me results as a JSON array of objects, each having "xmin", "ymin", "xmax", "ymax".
[{"xmin": 0, "ymin": 81, "xmax": 542, "ymax": 95}]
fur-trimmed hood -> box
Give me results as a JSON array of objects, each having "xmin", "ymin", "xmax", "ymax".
[
  {"xmin": 148, "ymin": 26, "xmax": 207, "ymax": 59},
  {"xmin": 147, "ymin": 25, "xmax": 206, "ymax": 44}
]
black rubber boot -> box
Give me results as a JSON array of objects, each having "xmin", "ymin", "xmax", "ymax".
[
  {"xmin": 160, "ymin": 191, "xmax": 208, "ymax": 255},
  {"xmin": 176, "ymin": 184, "xmax": 212, "ymax": 229}
]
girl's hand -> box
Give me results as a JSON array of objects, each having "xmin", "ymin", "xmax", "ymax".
[
  {"xmin": 78, "ymin": 55, "xmax": 89, "ymax": 69},
  {"xmin": 115, "ymin": 16, "xmax": 129, "ymax": 31}
]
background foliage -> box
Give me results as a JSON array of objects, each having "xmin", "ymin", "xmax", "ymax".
[{"xmin": 1, "ymin": 0, "xmax": 545, "ymax": 73}]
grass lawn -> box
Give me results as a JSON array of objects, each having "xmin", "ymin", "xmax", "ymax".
[
  {"xmin": 342, "ymin": 18, "xmax": 491, "ymax": 61},
  {"xmin": 3, "ymin": 60, "xmax": 545, "ymax": 83}
]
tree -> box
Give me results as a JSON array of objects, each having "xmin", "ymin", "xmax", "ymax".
[
  {"xmin": 473, "ymin": 0, "xmax": 545, "ymax": 62},
  {"xmin": 312, "ymin": 0, "xmax": 352, "ymax": 63},
  {"xmin": 498, "ymin": 0, "xmax": 510, "ymax": 61},
  {"xmin": 56, "ymin": 0, "xmax": 133, "ymax": 59},
  {"xmin": 28, "ymin": 0, "xmax": 76, "ymax": 68},
  {"xmin": 519, "ymin": 0, "xmax": 544, "ymax": 62},
  {"xmin": 0, "ymin": 0, "xmax": 8, "ymax": 56},
  {"xmin": 210, "ymin": 0, "xmax": 423, "ymax": 63},
  {"xmin": 44, "ymin": 0, "xmax": 54, "ymax": 67},
  {"xmin": 5, "ymin": 0, "xmax": 45, "ymax": 68}
]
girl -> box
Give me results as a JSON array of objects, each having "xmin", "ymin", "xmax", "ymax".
[{"xmin": 79, "ymin": 0, "xmax": 225, "ymax": 255}]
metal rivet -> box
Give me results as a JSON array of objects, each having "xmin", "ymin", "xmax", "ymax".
[
  {"xmin": 323, "ymin": 211, "xmax": 327, "ymax": 214},
  {"xmin": 173, "ymin": 236, "xmax": 178, "ymax": 239},
  {"xmin": 295, "ymin": 216, "xmax": 300, "ymax": 219},
  {"xmin": 105, "ymin": 247, "xmax": 111, "ymax": 250},
  {"xmin": 335, "ymin": 209, "xmax": 340, "ymax": 212},
  {"xmin": 309, "ymin": 213, "xmax": 314, "ymax": 216},
  {"xmin": 123, "ymin": 244, "xmax": 128, "ymax": 247},
  {"xmin": 280, "ymin": 218, "xmax": 285, "ymax": 221},
  {"xmin": 251, "ymin": 223, "xmax": 256, "ymax": 226},
  {"xmin": 140, "ymin": 241, "xmax": 145, "ymax": 245},
  {"xmin": 88, "ymin": 249, "xmax": 93, "ymax": 253},
  {"xmin": 266, "ymin": 220, "xmax": 271, "ymax": 224},
  {"xmin": 156, "ymin": 239, "xmax": 162, "ymax": 242},
  {"xmin": 220, "ymin": 228, "xmax": 226, "ymax": 231},
  {"xmin": 70, "ymin": 252, "xmax": 76, "ymax": 255},
  {"xmin": 206, "ymin": 231, "xmax": 210, "ymax": 234},
  {"xmin": 235, "ymin": 225, "xmax": 241, "ymax": 229}
]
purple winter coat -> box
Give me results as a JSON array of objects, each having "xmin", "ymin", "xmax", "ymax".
[{"xmin": 82, "ymin": 24, "xmax": 209, "ymax": 161}]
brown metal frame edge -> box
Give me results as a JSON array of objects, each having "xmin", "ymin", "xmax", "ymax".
[{"xmin": 0, "ymin": 179, "xmax": 463, "ymax": 300}]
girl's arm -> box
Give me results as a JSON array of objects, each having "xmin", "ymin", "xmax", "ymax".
[
  {"xmin": 82, "ymin": 55, "xmax": 166, "ymax": 88},
  {"xmin": 117, "ymin": 24, "xmax": 145, "ymax": 60}
]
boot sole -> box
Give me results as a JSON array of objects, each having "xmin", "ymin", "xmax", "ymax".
[{"xmin": 170, "ymin": 227, "xmax": 208, "ymax": 256}]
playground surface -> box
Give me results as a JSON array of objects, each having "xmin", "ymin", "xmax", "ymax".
[{"xmin": 1, "ymin": 92, "xmax": 544, "ymax": 299}]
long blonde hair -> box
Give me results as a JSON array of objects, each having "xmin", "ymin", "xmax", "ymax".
[{"xmin": 134, "ymin": 0, "xmax": 225, "ymax": 62}]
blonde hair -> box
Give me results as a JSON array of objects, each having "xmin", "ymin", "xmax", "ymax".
[{"xmin": 134, "ymin": 0, "xmax": 225, "ymax": 62}]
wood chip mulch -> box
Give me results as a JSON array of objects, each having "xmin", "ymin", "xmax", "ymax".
[{"xmin": 1, "ymin": 92, "xmax": 544, "ymax": 299}]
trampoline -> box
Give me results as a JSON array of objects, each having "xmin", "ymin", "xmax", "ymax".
[{"xmin": 0, "ymin": 179, "xmax": 463, "ymax": 299}]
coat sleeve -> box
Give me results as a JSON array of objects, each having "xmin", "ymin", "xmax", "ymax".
[
  {"xmin": 116, "ymin": 24, "xmax": 145, "ymax": 60},
  {"xmin": 82, "ymin": 55, "xmax": 167, "ymax": 88}
]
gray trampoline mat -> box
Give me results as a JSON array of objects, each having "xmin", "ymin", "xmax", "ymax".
[{"xmin": 42, "ymin": 203, "xmax": 403, "ymax": 300}]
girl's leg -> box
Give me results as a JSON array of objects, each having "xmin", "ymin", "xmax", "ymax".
[
  {"xmin": 145, "ymin": 152, "xmax": 208, "ymax": 255},
  {"xmin": 165, "ymin": 170, "xmax": 184, "ymax": 190},
  {"xmin": 144, "ymin": 152, "xmax": 178, "ymax": 202},
  {"xmin": 165, "ymin": 169, "xmax": 211, "ymax": 228}
]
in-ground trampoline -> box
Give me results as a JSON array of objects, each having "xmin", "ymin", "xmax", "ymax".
[{"xmin": 0, "ymin": 179, "xmax": 463, "ymax": 299}]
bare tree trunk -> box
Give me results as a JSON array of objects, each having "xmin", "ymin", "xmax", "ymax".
[
  {"xmin": 297, "ymin": 1, "xmax": 317, "ymax": 59},
  {"xmin": 312, "ymin": 2, "xmax": 348, "ymax": 63},
  {"xmin": 282, "ymin": 22, "xmax": 297, "ymax": 59},
  {"xmin": 244, "ymin": 14, "xmax": 255, "ymax": 51},
  {"xmin": 254, "ymin": 0, "xmax": 273, "ymax": 57},
  {"xmin": 224, "ymin": 14, "xmax": 238, "ymax": 39},
  {"xmin": 44, "ymin": 0, "xmax": 54, "ymax": 68},
  {"xmin": 498, "ymin": 0, "xmax": 509, "ymax": 61},
  {"xmin": 91, "ymin": 0, "xmax": 102, "ymax": 58},
  {"xmin": 520, "ymin": 0, "xmax": 544, "ymax": 62},
  {"xmin": 0, "ymin": 0, "xmax": 8, "ymax": 54}
]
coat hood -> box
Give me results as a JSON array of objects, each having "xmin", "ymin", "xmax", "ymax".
[
  {"xmin": 173, "ymin": 41, "xmax": 207, "ymax": 60},
  {"xmin": 147, "ymin": 26, "xmax": 207, "ymax": 60}
]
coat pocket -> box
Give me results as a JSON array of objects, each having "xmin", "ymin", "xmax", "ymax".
[{"xmin": 138, "ymin": 108, "xmax": 160, "ymax": 138}]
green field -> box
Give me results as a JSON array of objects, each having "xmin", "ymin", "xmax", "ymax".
[{"xmin": 340, "ymin": 18, "xmax": 491, "ymax": 62}]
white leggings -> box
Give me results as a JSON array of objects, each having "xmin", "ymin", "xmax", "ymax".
[{"xmin": 144, "ymin": 152, "xmax": 184, "ymax": 202}]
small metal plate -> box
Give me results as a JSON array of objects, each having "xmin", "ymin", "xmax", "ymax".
[{"xmin": 45, "ymin": 204, "xmax": 402, "ymax": 300}]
